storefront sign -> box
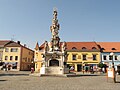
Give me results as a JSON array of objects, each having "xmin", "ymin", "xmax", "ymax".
[{"xmin": 107, "ymin": 68, "xmax": 114, "ymax": 78}]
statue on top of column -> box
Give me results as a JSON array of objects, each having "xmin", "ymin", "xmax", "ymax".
[
  {"xmin": 50, "ymin": 8, "xmax": 60, "ymax": 51},
  {"xmin": 50, "ymin": 8, "xmax": 60, "ymax": 39}
]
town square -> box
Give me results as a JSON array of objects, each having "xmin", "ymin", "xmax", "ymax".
[
  {"xmin": 0, "ymin": 71, "xmax": 120, "ymax": 90},
  {"xmin": 1, "ymin": 0, "xmax": 120, "ymax": 90}
]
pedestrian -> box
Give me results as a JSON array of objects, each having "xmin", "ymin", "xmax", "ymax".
[{"xmin": 31, "ymin": 67, "xmax": 34, "ymax": 73}]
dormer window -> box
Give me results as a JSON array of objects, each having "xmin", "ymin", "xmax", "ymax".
[
  {"xmin": 101, "ymin": 48, "xmax": 105, "ymax": 50},
  {"xmin": 111, "ymin": 48, "xmax": 116, "ymax": 50},
  {"xmin": 72, "ymin": 47, "xmax": 77, "ymax": 50},
  {"xmin": 92, "ymin": 47, "xmax": 96, "ymax": 49},
  {"xmin": 82, "ymin": 47, "xmax": 87, "ymax": 50}
]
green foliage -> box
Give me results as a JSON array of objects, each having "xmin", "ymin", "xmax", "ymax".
[{"xmin": 98, "ymin": 63, "xmax": 107, "ymax": 68}]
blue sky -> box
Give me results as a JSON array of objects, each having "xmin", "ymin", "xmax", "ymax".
[{"xmin": 0, "ymin": 0, "xmax": 120, "ymax": 49}]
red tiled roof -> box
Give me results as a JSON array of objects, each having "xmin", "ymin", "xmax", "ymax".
[
  {"xmin": 38, "ymin": 42, "xmax": 100, "ymax": 51},
  {"xmin": 0, "ymin": 40, "xmax": 11, "ymax": 47},
  {"xmin": 97, "ymin": 42, "xmax": 120, "ymax": 52},
  {"xmin": 66, "ymin": 42, "xmax": 100, "ymax": 51},
  {"xmin": 0, "ymin": 40, "xmax": 34, "ymax": 52}
]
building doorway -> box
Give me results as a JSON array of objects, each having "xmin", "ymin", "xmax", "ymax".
[
  {"xmin": 77, "ymin": 64, "xmax": 82, "ymax": 72},
  {"xmin": 49, "ymin": 59, "xmax": 59, "ymax": 66}
]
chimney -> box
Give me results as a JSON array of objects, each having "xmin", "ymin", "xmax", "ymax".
[{"xmin": 17, "ymin": 41, "xmax": 20, "ymax": 44}]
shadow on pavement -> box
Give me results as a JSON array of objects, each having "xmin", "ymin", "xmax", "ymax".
[
  {"xmin": 115, "ymin": 81, "xmax": 120, "ymax": 83},
  {"xmin": 0, "ymin": 80, "xmax": 7, "ymax": 81},
  {"xmin": 0, "ymin": 74, "xmax": 29, "ymax": 76}
]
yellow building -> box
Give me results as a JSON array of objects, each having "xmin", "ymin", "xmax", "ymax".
[
  {"xmin": 0, "ymin": 40, "xmax": 11, "ymax": 63},
  {"xmin": 2, "ymin": 41, "xmax": 34, "ymax": 71},
  {"xmin": 34, "ymin": 42, "xmax": 101, "ymax": 72},
  {"xmin": 66, "ymin": 42, "xmax": 101, "ymax": 72},
  {"xmin": 34, "ymin": 42, "xmax": 44, "ymax": 72}
]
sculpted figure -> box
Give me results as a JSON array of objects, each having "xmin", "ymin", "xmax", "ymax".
[
  {"xmin": 44, "ymin": 41, "xmax": 49, "ymax": 52},
  {"xmin": 62, "ymin": 41, "xmax": 67, "ymax": 51}
]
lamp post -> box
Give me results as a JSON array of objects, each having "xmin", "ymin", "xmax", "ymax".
[{"xmin": 110, "ymin": 52, "xmax": 116, "ymax": 83}]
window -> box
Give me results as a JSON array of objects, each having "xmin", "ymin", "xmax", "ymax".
[
  {"xmin": 83, "ymin": 55, "xmax": 87, "ymax": 60},
  {"xmin": 15, "ymin": 56, "xmax": 18, "ymax": 60},
  {"xmin": 92, "ymin": 47, "xmax": 96, "ymax": 49},
  {"xmin": 5, "ymin": 48, "xmax": 9, "ymax": 52},
  {"xmin": 28, "ymin": 58, "xmax": 30, "ymax": 62},
  {"xmin": 103, "ymin": 55, "xmax": 107, "ymax": 60},
  {"xmin": 93, "ymin": 55, "xmax": 97, "ymax": 60},
  {"xmin": 111, "ymin": 48, "xmax": 116, "ymax": 50},
  {"xmin": 36, "ymin": 64, "xmax": 37, "ymax": 68},
  {"xmin": 25, "ymin": 57, "xmax": 27, "ymax": 62},
  {"xmin": 72, "ymin": 55, "xmax": 76, "ymax": 60},
  {"xmin": 82, "ymin": 47, "xmax": 87, "ymax": 50},
  {"xmin": 5, "ymin": 56, "xmax": 8, "ymax": 60},
  {"xmin": 115, "ymin": 55, "xmax": 118, "ymax": 60},
  {"xmin": 10, "ymin": 56, "xmax": 13, "ymax": 60},
  {"xmin": 101, "ymin": 48, "xmax": 105, "ymax": 50},
  {"xmin": 11, "ymin": 48, "xmax": 18, "ymax": 52},
  {"xmin": 109, "ymin": 55, "xmax": 113, "ymax": 60},
  {"xmin": 72, "ymin": 47, "xmax": 77, "ymax": 50}
]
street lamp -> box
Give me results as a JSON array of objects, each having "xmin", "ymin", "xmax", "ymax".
[{"xmin": 110, "ymin": 52, "xmax": 116, "ymax": 83}]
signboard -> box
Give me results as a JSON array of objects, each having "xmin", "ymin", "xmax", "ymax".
[
  {"xmin": 107, "ymin": 68, "xmax": 116, "ymax": 83},
  {"xmin": 107, "ymin": 68, "xmax": 114, "ymax": 78}
]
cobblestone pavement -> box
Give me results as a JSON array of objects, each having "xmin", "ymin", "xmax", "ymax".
[{"xmin": 0, "ymin": 71, "xmax": 120, "ymax": 90}]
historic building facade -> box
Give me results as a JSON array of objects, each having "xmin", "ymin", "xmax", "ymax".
[
  {"xmin": 34, "ymin": 42, "xmax": 43, "ymax": 72},
  {"xmin": 66, "ymin": 42, "xmax": 101, "ymax": 72},
  {"xmin": 2, "ymin": 41, "xmax": 34, "ymax": 71},
  {"xmin": 97, "ymin": 42, "xmax": 120, "ymax": 71},
  {"xmin": 0, "ymin": 40, "xmax": 11, "ymax": 63},
  {"xmin": 34, "ymin": 42, "xmax": 101, "ymax": 72}
]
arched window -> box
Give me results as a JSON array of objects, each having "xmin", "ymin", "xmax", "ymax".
[
  {"xmin": 92, "ymin": 47, "xmax": 96, "ymax": 49},
  {"xmin": 72, "ymin": 47, "xmax": 77, "ymax": 50},
  {"xmin": 111, "ymin": 48, "xmax": 116, "ymax": 50},
  {"xmin": 82, "ymin": 47, "xmax": 87, "ymax": 50},
  {"xmin": 101, "ymin": 48, "xmax": 105, "ymax": 50}
]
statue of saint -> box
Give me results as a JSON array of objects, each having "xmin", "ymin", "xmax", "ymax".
[
  {"xmin": 44, "ymin": 41, "xmax": 49, "ymax": 52},
  {"xmin": 62, "ymin": 41, "xmax": 67, "ymax": 51}
]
